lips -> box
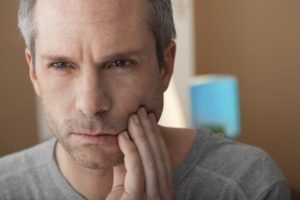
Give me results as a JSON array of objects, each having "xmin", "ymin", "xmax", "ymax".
[
  {"xmin": 71, "ymin": 132, "xmax": 120, "ymax": 145},
  {"xmin": 73, "ymin": 132, "xmax": 118, "ymax": 136}
]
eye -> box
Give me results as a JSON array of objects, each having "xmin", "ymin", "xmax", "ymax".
[
  {"xmin": 50, "ymin": 61, "xmax": 75, "ymax": 70},
  {"xmin": 111, "ymin": 59, "xmax": 132, "ymax": 68}
]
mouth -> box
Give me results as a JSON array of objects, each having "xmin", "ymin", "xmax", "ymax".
[
  {"xmin": 73, "ymin": 132, "xmax": 119, "ymax": 136},
  {"xmin": 71, "ymin": 132, "xmax": 120, "ymax": 145}
]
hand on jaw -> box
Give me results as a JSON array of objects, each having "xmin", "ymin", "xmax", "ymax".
[{"xmin": 106, "ymin": 107, "xmax": 174, "ymax": 200}]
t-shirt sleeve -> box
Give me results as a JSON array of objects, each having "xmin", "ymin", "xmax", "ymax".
[{"xmin": 257, "ymin": 181, "xmax": 291, "ymax": 200}]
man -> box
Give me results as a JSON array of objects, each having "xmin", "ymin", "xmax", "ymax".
[{"xmin": 0, "ymin": 0, "xmax": 290, "ymax": 199}]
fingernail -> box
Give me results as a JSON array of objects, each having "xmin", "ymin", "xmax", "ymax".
[
  {"xmin": 150, "ymin": 113, "xmax": 156, "ymax": 122},
  {"xmin": 138, "ymin": 107, "xmax": 146, "ymax": 116},
  {"xmin": 132, "ymin": 115, "xmax": 139, "ymax": 124},
  {"xmin": 123, "ymin": 131, "xmax": 130, "ymax": 140}
]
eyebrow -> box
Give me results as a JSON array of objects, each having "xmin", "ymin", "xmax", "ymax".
[
  {"xmin": 40, "ymin": 49, "xmax": 146, "ymax": 65},
  {"xmin": 40, "ymin": 55, "xmax": 73, "ymax": 63}
]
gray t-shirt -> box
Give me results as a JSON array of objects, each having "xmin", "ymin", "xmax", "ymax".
[{"xmin": 0, "ymin": 129, "xmax": 290, "ymax": 200}]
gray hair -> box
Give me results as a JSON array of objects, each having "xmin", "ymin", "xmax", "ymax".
[
  {"xmin": 18, "ymin": 0, "xmax": 36, "ymax": 57},
  {"xmin": 18, "ymin": 0, "xmax": 176, "ymax": 65}
]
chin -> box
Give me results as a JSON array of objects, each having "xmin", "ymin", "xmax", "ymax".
[
  {"xmin": 76, "ymin": 152, "xmax": 124, "ymax": 170},
  {"xmin": 62, "ymin": 138, "xmax": 124, "ymax": 170}
]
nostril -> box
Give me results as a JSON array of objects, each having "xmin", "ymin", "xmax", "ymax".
[
  {"xmin": 76, "ymin": 72, "xmax": 112, "ymax": 116},
  {"xmin": 75, "ymin": 93, "xmax": 112, "ymax": 117}
]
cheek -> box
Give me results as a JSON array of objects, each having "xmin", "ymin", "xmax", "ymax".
[
  {"xmin": 38, "ymin": 75, "xmax": 75, "ymax": 121},
  {"xmin": 143, "ymin": 89, "xmax": 164, "ymax": 120},
  {"xmin": 112, "ymin": 77, "xmax": 164, "ymax": 118}
]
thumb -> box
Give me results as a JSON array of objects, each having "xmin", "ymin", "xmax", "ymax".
[
  {"xmin": 106, "ymin": 141, "xmax": 126, "ymax": 200},
  {"xmin": 111, "ymin": 164, "xmax": 126, "ymax": 190},
  {"xmin": 106, "ymin": 164, "xmax": 126, "ymax": 200},
  {"xmin": 110, "ymin": 131, "xmax": 129, "ymax": 191}
]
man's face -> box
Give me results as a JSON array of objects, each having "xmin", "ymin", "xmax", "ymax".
[{"xmin": 27, "ymin": 0, "xmax": 174, "ymax": 169}]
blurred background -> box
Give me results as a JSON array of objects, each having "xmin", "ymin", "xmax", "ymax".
[{"xmin": 1, "ymin": 0, "xmax": 299, "ymax": 199}]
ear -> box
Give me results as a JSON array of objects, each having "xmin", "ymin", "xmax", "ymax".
[
  {"xmin": 160, "ymin": 41, "xmax": 176, "ymax": 92},
  {"xmin": 25, "ymin": 49, "xmax": 41, "ymax": 96}
]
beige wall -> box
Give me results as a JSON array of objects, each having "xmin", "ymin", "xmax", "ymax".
[
  {"xmin": 195, "ymin": 0, "xmax": 300, "ymax": 198},
  {"xmin": 1, "ymin": 0, "xmax": 299, "ymax": 197},
  {"xmin": 0, "ymin": 1, "xmax": 37, "ymax": 156}
]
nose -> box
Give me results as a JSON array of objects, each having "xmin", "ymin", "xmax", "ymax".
[{"xmin": 75, "ymin": 70, "xmax": 112, "ymax": 117}]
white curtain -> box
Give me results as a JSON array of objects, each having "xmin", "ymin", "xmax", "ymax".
[{"xmin": 159, "ymin": 0, "xmax": 195, "ymax": 128}]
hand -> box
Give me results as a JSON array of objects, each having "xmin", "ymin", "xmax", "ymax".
[{"xmin": 106, "ymin": 107, "xmax": 174, "ymax": 200}]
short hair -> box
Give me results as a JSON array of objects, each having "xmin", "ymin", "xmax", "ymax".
[{"xmin": 18, "ymin": 0, "xmax": 176, "ymax": 66}]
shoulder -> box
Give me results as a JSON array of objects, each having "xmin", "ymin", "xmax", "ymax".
[
  {"xmin": 0, "ymin": 138, "xmax": 56, "ymax": 174},
  {"xmin": 175, "ymin": 129, "xmax": 291, "ymax": 200},
  {"xmin": 198, "ymin": 130, "xmax": 283, "ymax": 182},
  {"xmin": 0, "ymin": 138, "xmax": 56, "ymax": 195}
]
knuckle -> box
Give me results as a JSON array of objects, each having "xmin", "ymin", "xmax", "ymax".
[
  {"xmin": 126, "ymin": 145, "xmax": 138, "ymax": 155},
  {"xmin": 145, "ymin": 124, "xmax": 156, "ymax": 134},
  {"xmin": 147, "ymin": 129, "xmax": 157, "ymax": 140},
  {"xmin": 130, "ymin": 156, "xmax": 143, "ymax": 169},
  {"xmin": 134, "ymin": 131, "xmax": 147, "ymax": 142},
  {"xmin": 147, "ymin": 158, "xmax": 157, "ymax": 171},
  {"xmin": 131, "ymin": 162, "xmax": 142, "ymax": 173},
  {"xmin": 120, "ymin": 192, "xmax": 130, "ymax": 200}
]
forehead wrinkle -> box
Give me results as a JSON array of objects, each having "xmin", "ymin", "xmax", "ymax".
[
  {"xmin": 35, "ymin": 0, "xmax": 154, "ymax": 64},
  {"xmin": 36, "ymin": 0, "xmax": 147, "ymax": 26},
  {"xmin": 36, "ymin": 24, "xmax": 150, "ymax": 62},
  {"xmin": 45, "ymin": 10, "xmax": 127, "ymax": 26},
  {"xmin": 48, "ymin": 17, "xmax": 134, "ymax": 29},
  {"xmin": 36, "ymin": 3, "xmax": 146, "ymax": 40},
  {"xmin": 35, "ymin": 0, "xmax": 150, "ymax": 44}
]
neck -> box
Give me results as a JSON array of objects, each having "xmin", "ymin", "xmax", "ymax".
[{"xmin": 55, "ymin": 143, "xmax": 113, "ymax": 200}]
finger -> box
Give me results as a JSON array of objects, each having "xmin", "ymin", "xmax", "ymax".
[
  {"xmin": 150, "ymin": 114, "xmax": 175, "ymax": 199},
  {"xmin": 118, "ymin": 131, "xmax": 145, "ymax": 199},
  {"xmin": 150, "ymin": 113, "xmax": 173, "ymax": 186},
  {"xmin": 106, "ymin": 165, "xmax": 126, "ymax": 200},
  {"xmin": 138, "ymin": 108, "xmax": 173, "ymax": 198},
  {"xmin": 111, "ymin": 164, "xmax": 126, "ymax": 190},
  {"xmin": 128, "ymin": 114, "xmax": 160, "ymax": 199}
]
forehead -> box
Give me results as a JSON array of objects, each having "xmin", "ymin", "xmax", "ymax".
[
  {"xmin": 34, "ymin": 0, "xmax": 153, "ymax": 57},
  {"xmin": 35, "ymin": 0, "xmax": 148, "ymax": 25}
]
